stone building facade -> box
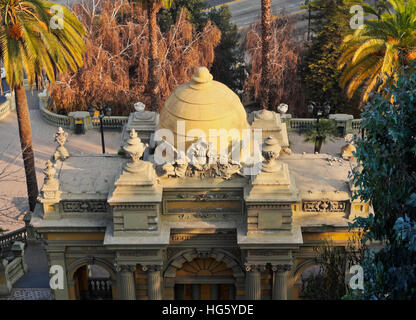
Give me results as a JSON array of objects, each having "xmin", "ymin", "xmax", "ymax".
[{"xmin": 31, "ymin": 67, "xmax": 368, "ymax": 300}]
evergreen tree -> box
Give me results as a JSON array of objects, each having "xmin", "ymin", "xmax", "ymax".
[
  {"xmin": 301, "ymin": 0, "xmax": 361, "ymax": 116},
  {"xmin": 349, "ymin": 65, "xmax": 416, "ymax": 299},
  {"xmin": 207, "ymin": 6, "xmax": 246, "ymax": 94}
]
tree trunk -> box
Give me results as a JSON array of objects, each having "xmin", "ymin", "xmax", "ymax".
[
  {"xmin": 314, "ymin": 137, "xmax": 323, "ymax": 153},
  {"xmin": 260, "ymin": 0, "xmax": 272, "ymax": 110},
  {"xmin": 148, "ymin": 0, "xmax": 162, "ymax": 112},
  {"xmin": 14, "ymin": 84, "xmax": 39, "ymax": 212}
]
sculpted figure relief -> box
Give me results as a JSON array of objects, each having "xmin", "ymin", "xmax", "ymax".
[{"xmin": 157, "ymin": 137, "xmax": 243, "ymax": 180}]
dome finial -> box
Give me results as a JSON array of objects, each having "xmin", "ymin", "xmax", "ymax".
[{"xmin": 192, "ymin": 66, "xmax": 213, "ymax": 84}]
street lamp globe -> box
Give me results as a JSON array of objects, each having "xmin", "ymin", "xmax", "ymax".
[
  {"xmin": 324, "ymin": 103, "xmax": 331, "ymax": 115},
  {"xmin": 307, "ymin": 102, "xmax": 315, "ymax": 114}
]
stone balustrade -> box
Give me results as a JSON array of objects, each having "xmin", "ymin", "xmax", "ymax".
[
  {"xmin": 0, "ymin": 241, "xmax": 28, "ymax": 296},
  {"xmin": 37, "ymin": 89, "xmax": 362, "ymax": 136},
  {"xmin": 0, "ymin": 227, "xmax": 27, "ymax": 251},
  {"xmin": 38, "ymin": 90, "xmax": 128, "ymax": 131},
  {"xmin": 289, "ymin": 118, "xmax": 317, "ymax": 131},
  {"xmin": 39, "ymin": 91, "xmax": 71, "ymax": 128}
]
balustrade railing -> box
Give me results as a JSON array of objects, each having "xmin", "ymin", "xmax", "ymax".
[
  {"xmin": 0, "ymin": 227, "xmax": 27, "ymax": 253},
  {"xmin": 81, "ymin": 278, "xmax": 112, "ymax": 300},
  {"xmin": 91, "ymin": 116, "xmax": 129, "ymax": 129},
  {"xmin": 289, "ymin": 118, "xmax": 316, "ymax": 131},
  {"xmin": 39, "ymin": 98, "xmax": 71, "ymax": 128},
  {"xmin": 351, "ymin": 119, "xmax": 362, "ymax": 132}
]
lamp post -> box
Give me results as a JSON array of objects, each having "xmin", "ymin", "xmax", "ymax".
[
  {"xmin": 88, "ymin": 103, "xmax": 112, "ymax": 154},
  {"xmin": 307, "ymin": 101, "xmax": 331, "ymax": 153}
]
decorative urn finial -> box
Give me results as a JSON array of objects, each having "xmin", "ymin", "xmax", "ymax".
[
  {"xmin": 123, "ymin": 129, "xmax": 148, "ymax": 172},
  {"xmin": 261, "ymin": 136, "xmax": 282, "ymax": 173}
]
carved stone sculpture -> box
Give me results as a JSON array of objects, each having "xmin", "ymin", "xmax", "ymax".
[
  {"xmin": 341, "ymin": 133, "xmax": 356, "ymax": 160},
  {"xmin": 157, "ymin": 137, "xmax": 243, "ymax": 180},
  {"xmin": 53, "ymin": 127, "xmax": 69, "ymax": 161},
  {"xmin": 39, "ymin": 160, "xmax": 60, "ymax": 200}
]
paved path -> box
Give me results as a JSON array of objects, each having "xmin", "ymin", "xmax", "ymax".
[
  {"xmin": 0, "ymin": 243, "xmax": 51, "ymax": 300},
  {"xmin": 0, "ymin": 91, "xmax": 122, "ymax": 232},
  {"xmin": 0, "ymin": 288, "xmax": 52, "ymax": 300},
  {"xmin": 14, "ymin": 243, "xmax": 50, "ymax": 288}
]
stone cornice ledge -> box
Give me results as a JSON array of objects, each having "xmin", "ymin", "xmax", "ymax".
[
  {"xmin": 103, "ymin": 224, "xmax": 170, "ymax": 247},
  {"xmin": 237, "ymin": 225, "xmax": 303, "ymax": 246}
]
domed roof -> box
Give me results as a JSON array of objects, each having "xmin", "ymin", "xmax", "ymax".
[{"xmin": 158, "ymin": 67, "xmax": 250, "ymax": 153}]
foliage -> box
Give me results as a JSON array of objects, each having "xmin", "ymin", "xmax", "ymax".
[
  {"xmin": 301, "ymin": 0, "xmax": 361, "ymax": 116},
  {"xmin": 0, "ymin": 0, "xmax": 85, "ymax": 89},
  {"xmin": 338, "ymin": 0, "xmax": 416, "ymax": 102},
  {"xmin": 158, "ymin": 1, "xmax": 246, "ymax": 94},
  {"xmin": 49, "ymin": 0, "xmax": 221, "ymax": 115},
  {"xmin": 158, "ymin": 0, "xmax": 207, "ymax": 32},
  {"xmin": 347, "ymin": 65, "xmax": 416, "ymax": 300},
  {"xmin": 207, "ymin": 6, "xmax": 246, "ymax": 94},
  {"xmin": 244, "ymin": 14, "xmax": 302, "ymax": 113},
  {"xmin": 301, "ymin": 234, "xmax": 367, "ymax": 300},
  {"xmin": 303, "ymin": 119, "xmax": 338, "ymax": 153},
  {"xmin": 351, "ymin": 66, "xmax": 416, "ymax": 241},
  {"xmin": 347, "ymin": 215, "xmax": 416, "ymax": 300}
]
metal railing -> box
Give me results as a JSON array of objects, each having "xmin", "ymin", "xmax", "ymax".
[{"xmin": 91, "ymin": 116, "xmax": 129, "ymax": 129}]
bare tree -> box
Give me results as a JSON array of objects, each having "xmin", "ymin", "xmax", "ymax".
[
  {"xmin": 244, "ymin": 13, "xmax": 303, "ymax": 113},
  {"xmin": 49, "ymin": 0, "xmax": 221, "ymax": 115}
]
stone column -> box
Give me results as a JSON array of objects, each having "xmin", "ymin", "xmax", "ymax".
[
  {"xmin": 245, "ymin": 264, "xmax": 263, "ymax": 300},
  {"xmin": 272, "ymin": 265, "xmax": 291, "ymax": 300},
  {"xmin": 146, "ymin": 265, "xmax": 163, "ymax": 300},
  {"xmin": 116, "ymin": 265, "xmax": 136, "ymax": 300}
]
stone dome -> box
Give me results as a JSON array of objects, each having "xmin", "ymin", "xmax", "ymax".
[{"xmin": 158, "ymin": 67, "xmax": 250, "ymax": 154}]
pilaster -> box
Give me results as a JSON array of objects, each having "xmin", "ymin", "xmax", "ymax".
[
  {"xmin": 116, "ymin": 264, "xmax": 137, "ymax": 300},
  {"xmin": 245, "ymin": 264, "xmax": 264, "ymax": 300},
  {"xmin": 272, "ymin": 264, "xmax": 291, "ymax": 300},
  {"xmin": 145, "ymin": 265, "xmax": 163, "ymax": 300}
]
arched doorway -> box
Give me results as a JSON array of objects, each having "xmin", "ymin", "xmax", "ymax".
[
  {"xmin": 174, "ymin": 258, "xmax": 236, "ymax": 300},
  {"xmin": 68, "ymin": 258, "xmax": 117, "ymax": 300},
  {"xmin": 73, "ymin": 264, "xmax": 112, "ymax": 300},
  {"xmin": 164, "ymin": 249, "xmax": 245, "ymax": 300}
]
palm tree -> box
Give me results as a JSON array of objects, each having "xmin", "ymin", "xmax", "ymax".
[
  {"xmin": 135, "ymin": 0, "xmax": 173, "ymax": 111},
  {"xmin": 303, "ymin": 119, "xmax": 337, "ymax": 153},
  {"xmin": 338, "ymin": 0, "xmax": 416, "ymax": 102},
  {"xmin": 0, "ymin": 0, "xmax": 85, "ymax": 211},
  {"xmin": 260, "ymin": 0, "xmax": 272, "ymax": 109}
]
